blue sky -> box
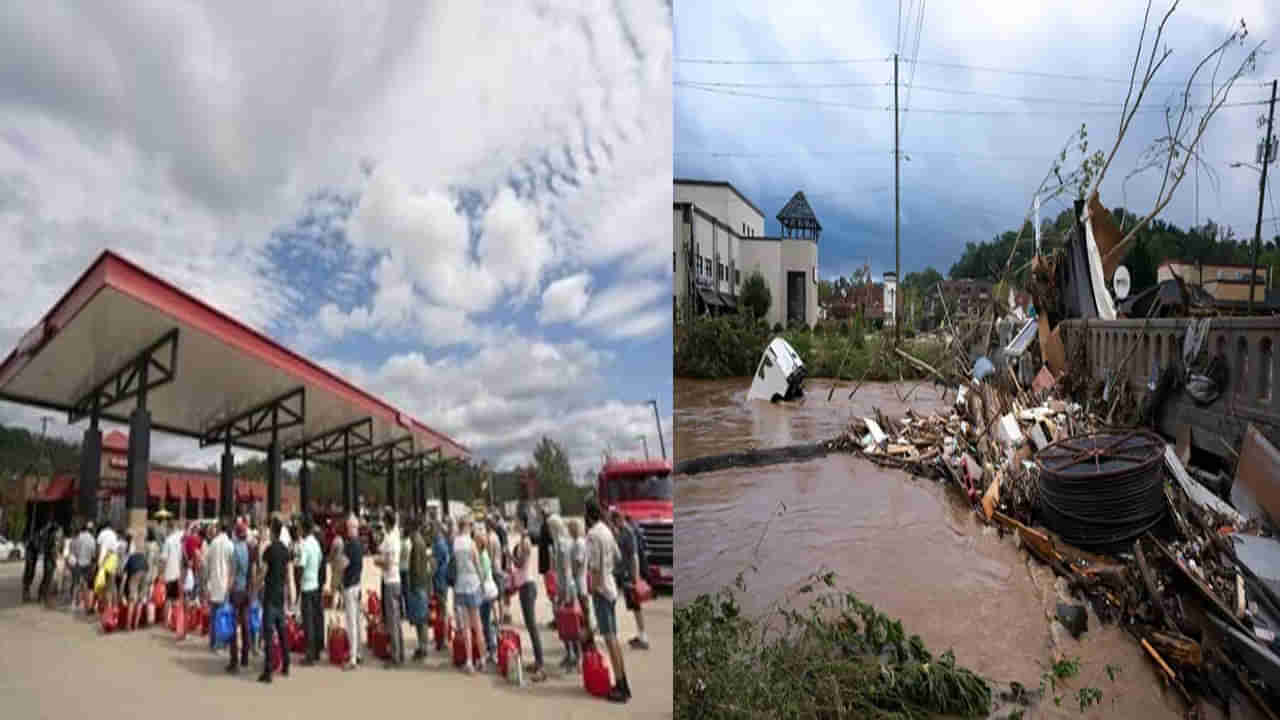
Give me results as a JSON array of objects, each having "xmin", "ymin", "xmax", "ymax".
[
  {"xmin": 0, "ymin": 1, "xmax": 673, "ymax": 476},
  {"xmin": 675, "ymin": 1, "xmax": 1279, "ymax": 283}
]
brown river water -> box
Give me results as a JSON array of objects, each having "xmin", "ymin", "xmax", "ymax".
[{"xmin": 675, "ymin": 377, "xmax": 1200, "ymax": 720}]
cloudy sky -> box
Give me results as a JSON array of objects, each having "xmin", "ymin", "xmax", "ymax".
[
  {"xmin": 0, "ymin": 1, "xmax": 673, "ymax": 477},
  {"xmin": 675, "ymin": 1, "xmax": 1279, "ymax": 283}
]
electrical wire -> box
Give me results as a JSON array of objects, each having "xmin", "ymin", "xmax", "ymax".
[{"xmin": 673, "ymin": 56, "xmax": 889, "ymax": 65}]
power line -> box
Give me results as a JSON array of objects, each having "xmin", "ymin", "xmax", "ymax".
[
  {"xmin": 673, "ymin": 56, "xmax": 889, "ymax": 65},
  {"xmin": 675, "ymin": 79, "xmax": 890, "ymax": 88},
  {"xmin": 673, "ymin": 54, "xmax": 1267, "ymax": 89},
  {"xmin": 676, "ymin": 80, "xmax": 1268, "ymax": 115}
]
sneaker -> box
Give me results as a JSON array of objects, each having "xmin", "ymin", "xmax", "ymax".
[
  {"xmin": 342, "ymin": 663, "xmax": 356, "ymax": 672},
  {"xmin": 412, "ymin": 649, "xmax": 427, "ymax": 661},
  {"xmin": 225, "ymin": 663, "xmax": 239, "ymax": 675},
  {"xmin": 628, "ymin": 637, "xmax": 650, "ymax": 650},
  {"xmin": 607, "ymin": 685, "xmax": 629, "ymax": 703},
  {"xmin": 257, "ymin": 673, "xmax": 271, "ymax": 684},
  {"xmin": 463, "ymin": 662, "xmax": 474, "ymax": 674}
]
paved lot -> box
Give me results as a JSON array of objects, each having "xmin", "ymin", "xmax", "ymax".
[{"xmin": 0, "ymin": 560, "xmax": 672, "ymax": 719}]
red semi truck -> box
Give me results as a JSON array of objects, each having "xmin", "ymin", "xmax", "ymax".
[{"xmin": 596, "ymin": 458, "xmax": 673, "ymax": 590}]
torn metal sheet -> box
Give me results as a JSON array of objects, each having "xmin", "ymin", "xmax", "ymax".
[
  {"xmin": 1004, "ymin": 318, "xmax": 1038, "ymax": 357},
  {"xmin": 1164, "ymin": 445, "xmax": 1244, "ymax": 524},
  {"xmin": 1207, "ymin": 613, "xmax": 1280, "ymax": 690},
  {"xmin": 1232, "ymin": 534, "xmax": 1280, "ymax": 599},
  {"xmin": 1234, "ymin": 424, "xmax": 1280, "ymax": 528}
]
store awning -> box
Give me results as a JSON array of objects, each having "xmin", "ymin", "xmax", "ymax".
[
  {"xmin": 34, "ymin": 474, "xmax": 75, "ymax": 502},
  {"xmin": 166, "ymin": 473, "xmax": 186, "ymax": 499},
  {"xmin": 697, "ymin": 287, "xmax": 723, "ymax": 307},
  {"xmin": 0, "ymin": 250, "xmax": 469, "ymax": 462},
  {"xmin": 147, "ymin": 474, "xmax": 166, "ymax": 500}
]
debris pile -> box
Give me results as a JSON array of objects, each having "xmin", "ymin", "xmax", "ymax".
[{"xmin": 836, "ymin": 367, "xmax": 1280, "ymax": 716}]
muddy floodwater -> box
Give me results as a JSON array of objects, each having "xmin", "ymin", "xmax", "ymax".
[{"xmin": 676, "ymin": 377, "xmax": 1192, "ymax": 719}]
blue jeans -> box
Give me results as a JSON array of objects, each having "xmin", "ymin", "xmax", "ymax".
[{"xmin": 479, "ymin": 599, "xmax": 496, "ymax": 653}]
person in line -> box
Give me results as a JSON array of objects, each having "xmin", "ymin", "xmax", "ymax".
[
  {"xmin": 98, "ymin": 530, "xmax": 121, "ymax": 610},
  {"xmin": 226, "ymin": 521, "xmax": 251, "ymax": 674},
  {"xmin": 452, "ymin": 515, "xmax": 484, "ymax": 673},
  {"xmin": 182, "ymin": 523, "xmax": 202, "ymax": 602},
  {"xmin": 162, "ymin": 518, "xmax": 183, "ymax": 618},
  {"xmin": 548, "ymin": 514, "xmax": 580, "ymax": 669},
  {"xmin": 511, "ymin": 513, "xmax": 547, "ymax": 681},
  {"xmin": 298, "ymin": 517, "xmax": 323, "ymax": 666},
  {"xmin": 374, "ymin": 509, "xmax": 404, "ymax": 667},
  {"xmin": 21, "ymin": 523, "xmax": 43, "ymax": 603},
  {"xmin": 587, "ymin": 501, "xmax": 630, "ymax": 702},
  {"xmin": 38, "ymin": 522, "xmax": 62, "ymax": 604},
  {"xmin": 611, "ymin": 509, "xmax": 650, "ymax": 650},
  {"xmin": 246, "ymin": 523, "xmax": 261, "ymax": 656},
  {"xmin": 144, "ymin": 526, "xmax": 162, "ymax": 602},
  {"xmin": 485, "ymin": 516, "xmax": 510, "ymax": 622},
  {"xmin": 535, "ymin": 507, "xmax": 555, "ymax": 630},
  {"xmin": 257, "ymin": 517, "xmax": 290, "ymax": 683},
  {"xmin": 399, "ymin": 520, "xmax": 412, "ymax": 617},
  {"xmin": 407, "ymin": 519, "xmax": 431, "ymax": 660},
  {"xmin": 475, "ymin": 526, "xmax": 499, "ymax": 665},
  {"xmin": 432, "ymin": 518, "xmax": 452, "ymax": 630},
  {"xmin": 70, "ymin": 521, "xmax": 96, "ymax": 611},
  {"xmin": 569, "ymin": 518, "xmax": 592, "ymax": 637},
  {"xmin": 327, "ymin": 518, "xmax": 345, "ymax": 613},
  {"xmin": 206, "ymin": 522, "xmax": 233, "ymax": 653},
  {"xmin": 123, "ymin": 533, "xmax": 148, "ymax": 626},
  {"xmin": 340, "ymin": 513, "xmax": 363, "ymax": 671}
]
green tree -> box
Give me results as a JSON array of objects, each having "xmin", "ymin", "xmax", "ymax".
[
  {"xmin": 902, "ymin": 267, "xmax": 943, "ymax": 293},
  {"xmin": 741, "ymin": 270, "xmax": 771, "ymax": 321},
  {"xmin": 533, "ymin": 437, "xmax": 572, "ymax": 494}
]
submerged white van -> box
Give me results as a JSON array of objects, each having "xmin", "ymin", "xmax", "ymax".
[{"xmin": 747, "ymin": 337, "xmax": 807, "ymax": 402}]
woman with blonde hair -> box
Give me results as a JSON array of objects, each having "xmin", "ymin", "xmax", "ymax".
[
  {"xmin": 451, "ymin": 515, "xmax": 484, "ymax": 673},
  {"xmin": 473, "ymin": 526, "xmax": 498, "ymax": 666},
  {"xmin": 547, "ymin": 514, "xmax": 580, "ymax": 669}
]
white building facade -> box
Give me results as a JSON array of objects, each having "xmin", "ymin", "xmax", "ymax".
[
  {"xmin": 883, "ymin": 272, "xmax": 898, "ymax": 327},
  {"xmin": 674, "ymin": 179, "xmax": 820, "ymax": 329}
]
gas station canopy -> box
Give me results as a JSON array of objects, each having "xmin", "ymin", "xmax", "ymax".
[{"xmin": 0, "ymin": 250, "xmax": 468, "ymax": 462}]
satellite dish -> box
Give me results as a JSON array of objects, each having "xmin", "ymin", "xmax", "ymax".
[{"xmin": 1114, "ymin": 266, "xmax": 1131, "ymax": 300}]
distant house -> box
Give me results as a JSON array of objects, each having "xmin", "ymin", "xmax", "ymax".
[
  {"xmin": 1156, "ymin": 260, "xmax": 1279, "ymax": 312},
  {"xmin": 927, "ymin": 279, "xmax": 994, "ymax": 323},
  {"xmin": 674, "ymin": 179, "xmax": 820, "ymax": 329}
]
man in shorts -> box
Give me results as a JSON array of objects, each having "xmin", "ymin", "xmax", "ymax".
[
  {"xmin": 586, "ymin": 501, "xmax": 630, "ymax": 703},
  {"xmin": 610, "ymin": 508, "xmax": 650, "ymax": 650}
]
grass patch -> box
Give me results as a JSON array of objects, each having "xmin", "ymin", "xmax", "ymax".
[{"xmin": 674, "ymin": 571, "xmax": 992, "ymax": 719}]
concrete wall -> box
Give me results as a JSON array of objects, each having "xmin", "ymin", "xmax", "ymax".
[
  {"xmin": 739, "ymin": 239, "xmax": 784, "ymax": 326},
  {"xmin": 781, "ymin": 239, "xmax": 818, "ymax": 328}
]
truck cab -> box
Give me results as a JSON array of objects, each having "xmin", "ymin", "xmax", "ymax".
[{"xmin": 596, "ymin": 458, "xmax": 674, "ymax": 589}]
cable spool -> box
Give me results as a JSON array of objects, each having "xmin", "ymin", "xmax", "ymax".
[{"xmin": 1034, "ymin": 430, "xmax": 1166, "ymax": 551}]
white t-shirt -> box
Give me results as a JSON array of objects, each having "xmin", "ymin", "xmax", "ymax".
[
  {"xmin": 279, "ymin": 525, "xmax": 292, "ymax": 551},
  {"xmin": 586, "ymin": 521, "xmax": 620, "ymax": 602},
  {"xmin": 452, "ymin": 534, "xmax": 480, "ymax": 596},
  {"xmin": 163, "ymin": 531, "xmax": 183, "ymax": 582},
  {"xmin": 205, "ymin": 533, "xmax": 233, "ymax": 603},
  {"xmin": 97, "ymin": 527, "xmax": 118, "ymax": 565},
  {"xmin": 380, "ymin": 528, "xmax": 401, "ymax": 584}
]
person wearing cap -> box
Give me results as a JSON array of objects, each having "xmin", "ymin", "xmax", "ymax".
[{"xmin": 227, "ymin": 520, "xmax": 251, "ymax": 673}]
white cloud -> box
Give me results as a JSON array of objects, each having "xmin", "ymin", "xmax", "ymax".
[
  {"xmin": 539, "ymin": 272, "xmax": 593, "ymax": 324},
  {"xmin": 579, "ymin": 277, "xmax": 670, "ymax": 335}
]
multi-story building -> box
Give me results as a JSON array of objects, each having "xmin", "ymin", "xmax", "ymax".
[
  {"xmin": 674, "ymin": 179, "xmax": 820, "ymax": 329},
  {"xmin": 926, "ymin": 278, "xmax": 994, "ymax": 324},
  {"xmin": 1157, "ymin": 260, "xmax": 1270, "ymax": 305}
]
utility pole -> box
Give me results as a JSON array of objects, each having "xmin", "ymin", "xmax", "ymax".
[
  {"xmin": 893, "ymin": 52, "xmax": 901, "ymax": 346},
  {"xmin": 1250, "ymin": 79, "xmax": 1277, "ymax": 316},
  {"xmin": 647, "ymin": 399, "xmax": 666, "ymax": 460}
]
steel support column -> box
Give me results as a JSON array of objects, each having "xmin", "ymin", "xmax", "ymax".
[
  {"xmin": 299, "ymin": 447, "xmax": 311, "ymax": 519},
  {"xmin": 125, "ymin": 358, "xmax": 151, "ymax": 538},
  {"xmin": 220, "ymin": 441, "xmax": 234, "ymax": 524},
  {"xmin": 386, "ymin": 461, "xmax": 398, "ymax": 514},
  {"xmin": 266, "ymin": 430, "xmax": 281, "ymax": 516},
  {"xmin": 342, "ymin": 433, "xmax": 354, "ymax": 513},
  {"xmin": 78, "ymin": 409, "xmax": 101, "ymax": 523}
]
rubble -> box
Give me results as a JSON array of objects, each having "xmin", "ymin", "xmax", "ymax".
[{"xmin": 828, "ymin": 353, "xmax": 1280, "ymax": 714}]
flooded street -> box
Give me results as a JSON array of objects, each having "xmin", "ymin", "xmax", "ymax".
[
  {"xmin": 676, "ymin": 377, "xmax": 1189, "ymax": 719},
  {"xmin": 674, "ymin": 377, "xmax": 950, "ymax": 461}
]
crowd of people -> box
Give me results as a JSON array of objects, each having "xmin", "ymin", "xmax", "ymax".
[{"xmin": 18, "ymin": 499, "xmax": 650, "ymax": 703}]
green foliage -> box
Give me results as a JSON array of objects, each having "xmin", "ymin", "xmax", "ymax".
[
  {"xmin": 675, "ymin": 571, "xmax": 992, "ymax": 719},
  {"xmin": 741, "ymin": 270, "xmax": 772, "ymax": 320},
  {"xmin": 673, "ymin": 315, "xmax": 950, "ymax": 382},
  {"xmin": 4, "ymin": 501, "xmax": 26, "ymax": 541},
  {"xmin": 0, "ymin": 425, "xmax": 80, "ymax": 476},
  {"xmin": 1104, "ymin": 664, "xmax": 1121, "ymax": 682},
  {"xmin": 1077, "ymin": 687, "xmax": 1103, "ymax": 712}
]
